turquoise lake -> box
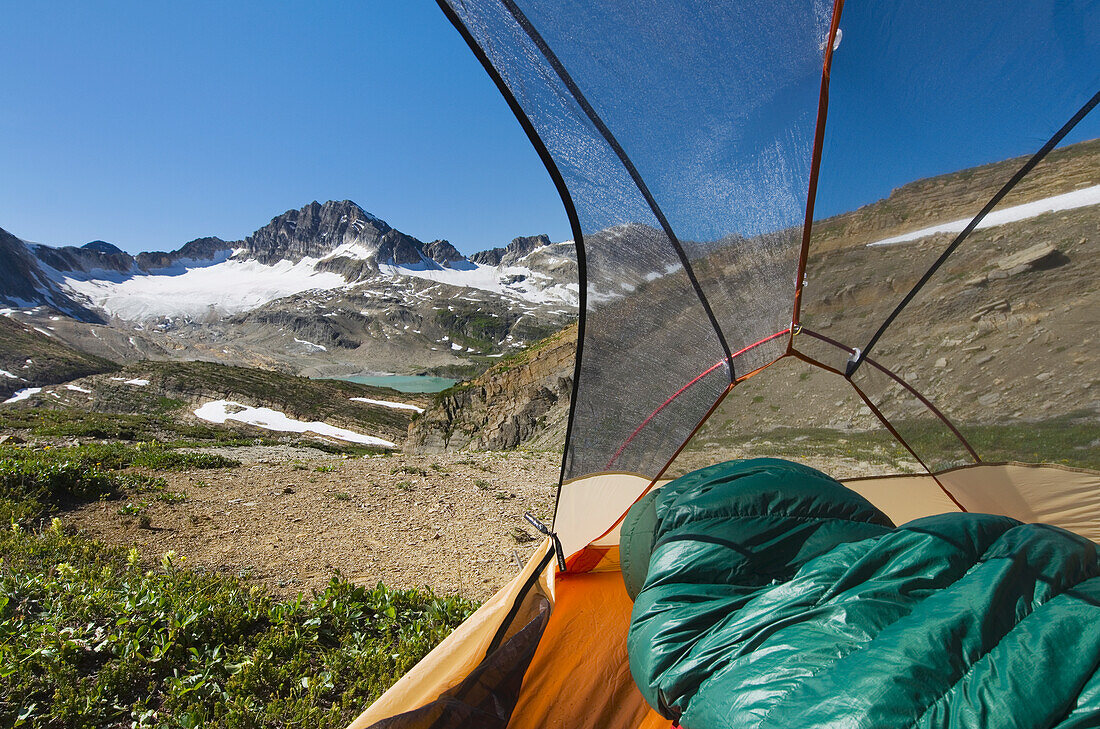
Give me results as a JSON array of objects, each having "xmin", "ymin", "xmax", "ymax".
[{"xmin": 334, "ymin": 375, "xmax": 457, "ymax": 393}]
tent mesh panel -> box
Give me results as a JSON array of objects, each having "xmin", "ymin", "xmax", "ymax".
[
  {"xmin": 446, "ymin": 0, "xmax": 830, "ymax": 480},
  {"xmin": 443, "ymin": 0, "xmax": 1099, "ymax": 498}
]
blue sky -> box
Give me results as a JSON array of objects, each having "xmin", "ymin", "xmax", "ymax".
[
  {"xmin": 0, "ymin": 1, "xmax": 569, "ymax": 255},
  {"xmin": 2, "ymin": 2, "xmax": 1096, "ymax": 255}
]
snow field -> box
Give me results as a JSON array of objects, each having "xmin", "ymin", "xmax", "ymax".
[
  {"xmin": 193, "ymin": 400, "xmax": 395, "ymax": 447},
  {"xmin": 868, "ymin": 184, "xmax": 1100, "ymax": 247}
]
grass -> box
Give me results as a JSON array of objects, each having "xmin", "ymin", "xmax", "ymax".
[
  {"xmin": 0, "ymin": 409, "xmax": 256, "ymax": 445},
  {"xmin": 0, "ymin": 443, "xmax": 478, "ymax": 727},
  {"xmin": 0, "ymin": 408, "xmax": 388, "ymax": 457},
  {"xmin": 7, "ymin": 442, "xmax": 239, "ymax": 472},
  {"xmin": 0, "ymin": 443, "xmax": 234, "ymax": 525},
  {"xmin": 685, "ymin": 412, "xmax": 1100, "ymax": 472},
  {"xmin": 0, "ymin": 525, "xmax": 476, "ymax": 728}
]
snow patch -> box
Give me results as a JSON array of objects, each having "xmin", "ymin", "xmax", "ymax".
[
  {"xmin": 125, "ymin": 378, "xmax": 150, "ymax": 386},
  {"xmin": 3, "ymin": 387, "xmax": 42, "ymax": 404},
  {"xmin": 193, "ymin": 400, "xmax": 395, "ymax": 447},
  {"xmin": 378, "ymin": 259, "xmax": 578, "ymax": 306},
  {"xmin": 66, "ymin": 384, "xmax": 93, "ymax": 393},
  {"xmin": 0, "ymin": 370, "xmax": 18, "ymax": 379},
  {"xmin": 349, "ymin": 397, "xmax": 425, "ymax": 413},
  {"xmin": 321, "ymin": 242, "xmax": 374, "ymax": 261},
  {"xmin": 868, "ymin": 185, "xmax": 1100, "ymax": 247},
  {"xmin": 58, "ymin": 256, "xmax": 347, "ymax": 320},
  {"xmin": 294, "ymin": 338, "xmax": 328, "ymax": 352}
]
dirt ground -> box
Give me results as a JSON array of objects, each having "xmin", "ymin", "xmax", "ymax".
[{"xmin": 65, "ymin": 447, "xmax": 559, "ymax": 601}]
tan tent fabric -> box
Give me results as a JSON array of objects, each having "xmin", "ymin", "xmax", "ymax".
[
  {"xmin": 556, "ymin": 473, "xmax": 656, "ymax": 556},
  {"xmin": 347, "ymin": 540, "xmax": 554, "ymax": 729},
  {"xmin": 843, "ymin": 463, "xmax": 1100, "ymax": 542},
  {"xmin": 842, "ymin": 474, "xmax": 964, "ymax": 526},
  {"xmin": 939, "ymin": 463, "xmax": 1100, "ymax": 542}
]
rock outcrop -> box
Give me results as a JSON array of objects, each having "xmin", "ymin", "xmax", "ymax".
[
  {"xmin": 407, "ymin": 325, "xmax": 577, "ymax": 453},
  {"xmin": 470, "ymin": 234, "xmax": 551, "ymax": 266}
]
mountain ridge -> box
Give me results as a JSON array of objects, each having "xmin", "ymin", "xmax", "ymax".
[{"xmin": 0, "ymin": 199, "xmax": 576, "ymax": 379}]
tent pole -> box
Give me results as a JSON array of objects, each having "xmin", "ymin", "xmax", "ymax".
[{"xmin": 789, "ymin": 0, "xmax": 846, "ymax": 345}]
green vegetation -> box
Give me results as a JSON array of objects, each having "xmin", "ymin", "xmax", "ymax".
[
  {"xmin": 681, "ymin": 413, "xmax": 1100, "ymax": 473},
  {"xmin": 0, "ymin": 409, "xmax": 256, "ymax": 444},
  {"xmin": 0, "ymin": 443, "xmax": 234, "ymax": 525},
  {"xmin": 3, "ymin": 442, "xmax": 237, "ymax": 472},
  {"xmin": 117, "ymin": 501, "xmax": 148, "ymax": 516},
  {"xmin": 134, "ymin": 360, "xmax": 423, "ymax": 437},
  {"xmin": 0, "ymin": 408, "xmax": 387, "ymax": 457},
  {"xmin": 908, "ymin": 413, "xmax": 1100, "ymax": 472},
  {"xmin": 0, "ymin": 524, "xmax": 476, "ymax": 728},
  {"xmin": 297, "ymin": 441, "xmax": 388, "ymax": 457},
  {"xmin": 1, "ymin": 358, "xmax": 427, "ymax": 453},
  {"xmin": 0, "ymin": 442, "xmax": 476, "ymax": 726},
  {"xmin": 0, "ymin": 317, "xmax": 119, "ymax": 399}
]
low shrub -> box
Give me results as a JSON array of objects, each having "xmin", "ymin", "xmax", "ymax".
[{"xmin": 0, "ymin": 526, "xmax": 476, "ymax": 728}]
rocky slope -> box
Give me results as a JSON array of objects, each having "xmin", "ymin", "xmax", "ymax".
[
  {"xmin": 0, "ymin": 315, "xmax": 119, "ymax": 400},
  {"xmin": 406, "ymin": 141, "xmax": 1098, "ymax": 472},
  {"xmin": 407, "ymin": 325, "xmax": 576, "ymax": 453}
]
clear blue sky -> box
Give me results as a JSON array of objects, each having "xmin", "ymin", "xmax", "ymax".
[
  {"xmin": 2, "ymin": 2, "xmax": 1096, "ymax": 255},
  {"xmin": 0, "ymin": 1, "xmax": 569, "ymax": 255}
]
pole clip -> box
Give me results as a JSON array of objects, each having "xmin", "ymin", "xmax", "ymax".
[{"xmin": 524, "ymin": 512, "xmax": 566, "ymax": 571}]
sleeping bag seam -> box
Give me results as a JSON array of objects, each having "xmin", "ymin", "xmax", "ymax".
[{"xmin": 656, "ymin": 512, "xmax": 891, "ymax": 534}]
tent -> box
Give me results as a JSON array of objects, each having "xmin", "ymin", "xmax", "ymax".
[{"xmin": 350, "ymin": 2, "xmax": 1100, "ymax": 727}]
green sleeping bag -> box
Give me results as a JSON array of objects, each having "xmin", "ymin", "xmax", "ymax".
[{"xmin": 624, "ymin": 458, "xmax": 1100, "ymax": 728}]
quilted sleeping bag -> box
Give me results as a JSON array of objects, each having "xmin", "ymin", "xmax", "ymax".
[{"xmin": 623, "ymin": 459, "xmax": 1100, "ymax": 729}]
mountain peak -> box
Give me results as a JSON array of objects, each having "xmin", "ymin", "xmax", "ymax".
[
  {"xmin": 82, "ymin": 240, "xmax": 124, "ymax": 255},
  {"xmin": 470, "ymin": 233, "xmax": 551, "ymax": 266},
  {"xmin": 242, "ymin": 200, "xmax": 395, "ymax": 265}
]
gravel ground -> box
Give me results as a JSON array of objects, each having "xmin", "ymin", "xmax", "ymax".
[
  {"xmin": 66, "ymin": 448, "xmax": 559, "ymax": 601},
  {"xmin": 63, "ymin": 445, "xmax": 898, "ymax": 602}
]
